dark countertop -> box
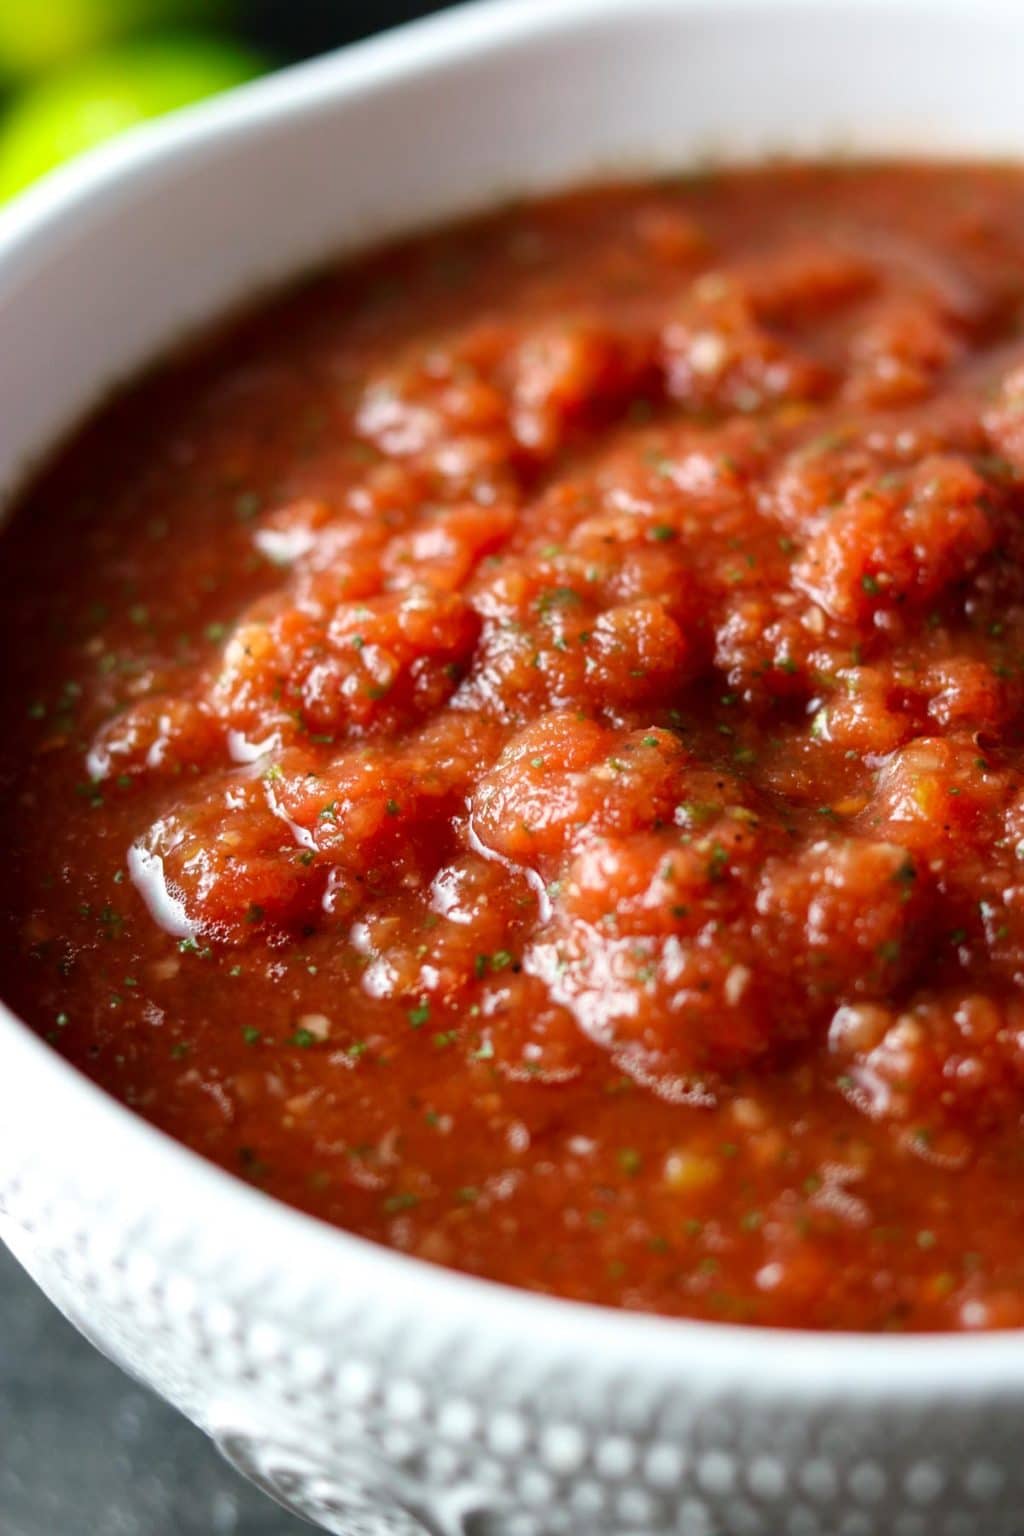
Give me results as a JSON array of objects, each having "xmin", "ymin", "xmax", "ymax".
[{"xmin": 0, "ymin": 1242, "xmax": 310, "ymax": 1536}]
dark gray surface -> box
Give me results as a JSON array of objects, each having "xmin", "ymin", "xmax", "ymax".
[{"xmin": 0, "ymin": 1242, "xmax": 310, "ymax": 1536}]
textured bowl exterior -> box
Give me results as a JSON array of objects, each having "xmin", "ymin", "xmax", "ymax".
[
  {"xmin": 4, "ymin": 3, "xmax": 1024, "ymax": 1532},
  {"xmin": 4, "ymin": 1130, "xmax": 1024, "ymax": 1536}
]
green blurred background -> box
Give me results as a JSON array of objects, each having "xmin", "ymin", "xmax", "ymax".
[{"xmin": 0, "ymin": 0, "xmax": 455, "ymax": 201}]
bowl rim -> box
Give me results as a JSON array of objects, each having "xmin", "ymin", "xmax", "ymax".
[{"xmin": 3, "ymin": 0, "xmax": 1024, "ymax": 1390}]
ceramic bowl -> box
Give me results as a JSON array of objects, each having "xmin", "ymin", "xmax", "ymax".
[{"xmin": 3, "ymin": 3, "xmax": 1024, "ymax": 1533}]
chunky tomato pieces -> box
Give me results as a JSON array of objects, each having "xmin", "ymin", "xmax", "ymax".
[{"xmin": 8, "ymin": 165, "xmax": 1024, "ymax": 1329}]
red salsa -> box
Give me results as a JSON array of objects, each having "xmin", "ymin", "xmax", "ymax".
[{"xmin": 8, "ymin": 164, "xmax": 1024, "ymax": 1329}]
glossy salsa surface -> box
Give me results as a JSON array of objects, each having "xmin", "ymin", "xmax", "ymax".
[{"xmin": 9, "ymin": 165, "xmax": 1024, "ymax": 1329}]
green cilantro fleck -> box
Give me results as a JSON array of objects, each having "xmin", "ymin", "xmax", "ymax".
[
  {"xmin": 235, "ymin": 491, "xmax": 262, "ymax": 521},
  {"xmin": 383, "ymin": 1192, "xmax": 420, "ymax": 1214}
]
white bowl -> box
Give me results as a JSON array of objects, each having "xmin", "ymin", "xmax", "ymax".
[{"xmin": 3, "ymin": 3, "xmax": 1024, "ymax": 1532}]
